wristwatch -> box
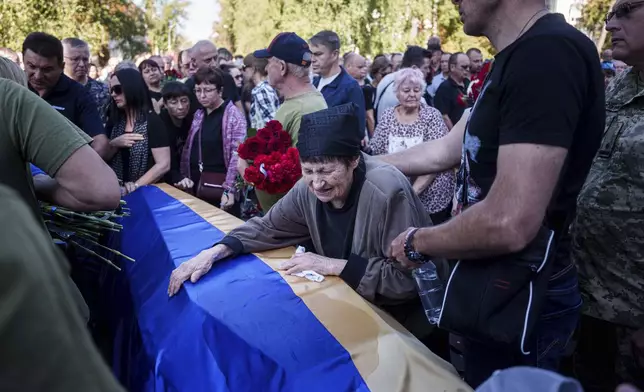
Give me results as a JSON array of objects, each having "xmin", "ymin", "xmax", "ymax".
[{"xmin": 404, "ymin": 228, "xmax": 429, "ymax": 263}]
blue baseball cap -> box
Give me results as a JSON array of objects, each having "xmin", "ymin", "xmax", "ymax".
[{"xmin": 253, "ymin": 32, "xmax": 312, "ymax": 67}]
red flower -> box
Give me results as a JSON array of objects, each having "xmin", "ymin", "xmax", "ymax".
[
  {"xmin": 241, "ymin": 139, "xmax": 301, "ymax": 194},
  {"xmin": 267, "ymin": 137, "xmax": 285, "ymax": 153},
  {"xmin": 286, "ymin": 147, "xmax": 299, "ymax": 161},
  {"xmin": 264, "ymin": 120, "xmax": 283, "ymax": 134},
  {"xmin": 279, "ymin": 131, "xmax": 292, "ymax": 148},
  {"xmin": 457, "ymin": 93, "xmax": 468, "ymax": 107},
  {"xmin": 244, "ymin": 165, "xmax": 265, "ymax": 185},
  {"xmin": 257, "ymin": 128, "xmax": 273, "ymax": 142},
  {"xmin": 238, "ymin": 136, "xmax": 267, "ymax": 160}
]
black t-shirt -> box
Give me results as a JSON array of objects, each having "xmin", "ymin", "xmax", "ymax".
[
  {"xmin": 160, "ymin": 109, "xmax": 193, "ymax": 183},
  {"xmin": 190, "ymin": 102, "xmax": 227, "ymax": 182},
  {"xmin": 149, "ymin": 90, "xmax": 163, "ymax": 102},
  {"xmin": 454, "ymin": 13, "xmax": 604, "ymax": 238},
  {"xmin": 316, "ymin": 158, "xmax": 366, "ymax": 259},
  {"xmin": 109, "ymin": 111, "xmax": 169, "ymax": 183},
  {"xmin": 434, "ymin": 77, "xmax": 469, "ymax": 125},
  {"xmin": 362, "ymin": 84, "xmax": 375, "ymax": 111},
  {"xmin": 30, "ymin": 74, "xmax": 105, "ymax": 138}
]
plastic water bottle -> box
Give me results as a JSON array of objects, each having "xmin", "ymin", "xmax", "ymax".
[{"xmin": 413, "ymin": 261, "xmax": 445, "ymax": 325}]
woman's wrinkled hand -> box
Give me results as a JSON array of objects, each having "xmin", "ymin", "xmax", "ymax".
[
  {"xmin": 110, "ymin": 133, "xmax": 144, "ymax": 148},
  {"xmin": 279, "ymin": 252, "xmax": 345, "ymax": 276},
  {"xmin": 174, "ymin": 177, "xmax": 194, "ymax": 190},
  {"xmin": 168, "ymin": 248, "xmax": 216, "ymax": 297}
]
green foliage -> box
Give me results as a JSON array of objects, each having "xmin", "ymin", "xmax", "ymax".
[
  {"xmin": 0, "ymin": 0, "xmax": 148, "ymax": 63},
  {"xmin": 577, "ymin": 0, "xmax": 615, "ymax": 50},
  {"xmin": 143, "ymin": 0, "xmax": 189, "ymax": 54},
  {"xmin": 213, "ymin": 0, "xmax": 495, "ymax": 58},
  {"xmin": 577, "ymin": 0, "xmax": 611, "ymax": 41}
]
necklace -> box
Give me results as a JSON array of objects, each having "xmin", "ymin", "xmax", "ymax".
[{"xmin": 516, "ymin": 8, "xmax": 549, "ymax": 40}]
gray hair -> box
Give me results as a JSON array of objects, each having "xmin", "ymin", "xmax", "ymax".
[
  {"xmin": 286, "ymin": 63, "xmax": 310, "ymax": 79},
  {"xmin": 0, "ymin": 57, "xmax": 27, "ymax": 86},
  {"xmin": 62, "ymin": 38, "xmax": 88, "ymax": 49},
  {"xmin": 114, "ymin": 60, "xmax": 138, "ymax": 72},
  {"xmin": 393, "ymin": 68, "xmax": 426, "ymax": 94}
]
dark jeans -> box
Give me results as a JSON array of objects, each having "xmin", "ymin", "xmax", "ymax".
[{"xmin": 461, "ymin": 261, "xmax": 582, "ymax": 388}]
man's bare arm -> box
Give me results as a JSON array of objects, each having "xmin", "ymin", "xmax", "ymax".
[
  {"xmin": 36, "ymin": 145, "xmax": 121, "ymax": 211},
  {"xmin": 411, "ymin": 143, "xmax": 568, "ymax": 259},
  {"xmin": 379, "ymin": 108, "xmax": 469, "ymax": 176},
  {"xmin": 90, "ymin": 134, "xmax": 110, "ymax": 161}
]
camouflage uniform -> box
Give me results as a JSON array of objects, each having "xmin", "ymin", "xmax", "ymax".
[{"xmin": 572, "ymin": 67, "xmax": 644, "ymax": 388}]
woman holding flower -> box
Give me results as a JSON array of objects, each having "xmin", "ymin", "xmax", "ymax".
[{"xmin": 175, "ymin": 67, "xmax": 246, "ymax": 213}]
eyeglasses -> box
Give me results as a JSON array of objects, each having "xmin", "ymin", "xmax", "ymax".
[
  {"xmin": 194, "ymin": 87, "xmax": 218, "ymax": 95},
  {"xmin": 606, "ymin": 0, "xmax": 644, "ymax": 22},
  {"xmin": 110, "ymin": 85, "xmax": 123, "ymax": 95}
]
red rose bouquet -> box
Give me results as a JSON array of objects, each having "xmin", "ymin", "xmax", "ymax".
[{"xmin": 237, "ymin": 120, "xmax": 301, "ymax": 194}]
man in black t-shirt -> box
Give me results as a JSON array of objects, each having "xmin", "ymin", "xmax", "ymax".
[
  {"xmin": 434, "ymin": 52, "xmax": 470, "ymax": 130},
  {"xmin": 382, "ymin": 6, "xmax": 604, "ymax": 388}
]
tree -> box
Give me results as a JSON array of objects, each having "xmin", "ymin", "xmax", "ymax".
[
  {"xmin": 213, "ymin": 0, "xmax": 237, "ymax": 52},
  {"xmin": 143, "ymin": 0, "xmax": 189, "ymax": 55},
  {"xmin": 210, "ymin": 0, "xmax": 496, "ymax": 58},
  {"xmin": 577, "ymin": 0, "xmax": 615, "ymax": 51},
  {"xmin": 0, "ymin": 0, "xmax": 148, "ymax": 63}
]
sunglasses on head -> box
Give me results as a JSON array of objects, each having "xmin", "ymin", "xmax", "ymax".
[
  {"xmin": 606, "ymin": 0, "xmax": 644, "ymax": 22},
  {"xmin": 110, "ymin": 85, "xmax": 123, "ymax": 95}
]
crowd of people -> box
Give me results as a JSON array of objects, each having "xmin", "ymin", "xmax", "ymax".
[{"xmin": 0, "ymin": 0, "xmax": 642, "ymax": 390}]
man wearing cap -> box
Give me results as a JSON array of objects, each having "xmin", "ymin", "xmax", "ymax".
[
  {"xmin": 168, "ymin": 103, "xmax": 446, "ymax": 340},
  {"xmin": 253, "ymin": 32, "xmax": 327, "ymax": 145},
  {"xmin": 243, "ymin": 32, "xmax": 328, "ymax": 212}
]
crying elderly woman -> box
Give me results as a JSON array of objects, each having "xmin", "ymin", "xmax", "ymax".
[{"xmin": 168, "ymin": 103, "xmax": 446, "ymax": 336}]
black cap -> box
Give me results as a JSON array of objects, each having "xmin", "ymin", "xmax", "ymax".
[
  {"xmin": 253, "ymin": 32, "xmax": 312, "ymax": 67},
  {"xmin": 296, "ymin": 103, "xmax": 362, "ymax": 159}
]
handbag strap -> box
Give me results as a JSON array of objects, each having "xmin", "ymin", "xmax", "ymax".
[{"xmin": 197, "ymin": 123, "xmax": 203, "ymax": 173}]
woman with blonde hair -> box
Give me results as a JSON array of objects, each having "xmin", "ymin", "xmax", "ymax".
[
  {"xmin": 369, "ymin": 67, "xmax": 455, "ymax": 223},
  {"xmin": 0, "ymin": 56, "xmax": 27, "ymax": 86}
]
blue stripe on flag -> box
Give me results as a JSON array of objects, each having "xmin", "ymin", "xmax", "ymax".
[{"xmin": 120, "ymin": 186, "xmax": 370, "ymax": 392}]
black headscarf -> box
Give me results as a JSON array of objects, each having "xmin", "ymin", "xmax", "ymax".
[{"xmin": 296, "ymin": 103, "xmax": 362, "ymax": 158}]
